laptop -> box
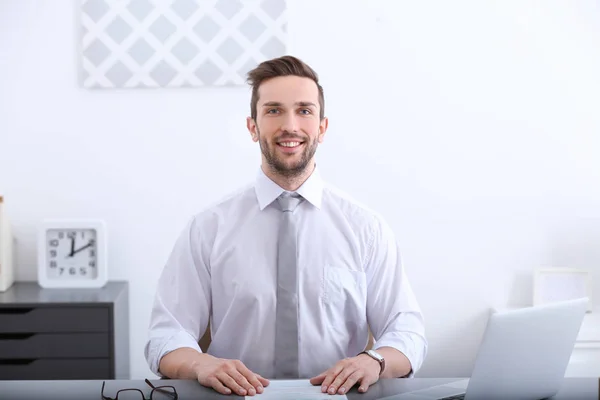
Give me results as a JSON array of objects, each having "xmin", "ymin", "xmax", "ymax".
[{"xmin": 383, "ymin": 297, "xmax": 588, "ymax": 400}]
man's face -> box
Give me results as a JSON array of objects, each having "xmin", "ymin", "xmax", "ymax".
[{"xmin": 247, "ymin": 76, "xmax": 328, "ymax": 178}]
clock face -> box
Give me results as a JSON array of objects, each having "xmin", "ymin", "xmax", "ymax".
[{"xmin": 46, "ymin": 229, "xmax": 98, "ymax": 279}]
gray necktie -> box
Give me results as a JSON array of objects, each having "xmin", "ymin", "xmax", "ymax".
[{"xmin": 274, "ymin": 192, "xmax": 304, "ymax": 378}]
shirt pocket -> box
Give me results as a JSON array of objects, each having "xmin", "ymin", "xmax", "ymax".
[{"xmin": 321, "ymin": 265, "xmax": 367, "ymax": 305}]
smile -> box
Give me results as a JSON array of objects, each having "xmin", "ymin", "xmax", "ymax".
[{"xmin": 277, "ymin": 141, "xmax": 303, "ymax": 148}]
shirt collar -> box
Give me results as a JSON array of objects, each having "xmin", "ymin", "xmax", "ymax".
[{"xmin": 255, "ymin": 165, "xmax": 324, "ymax": 210}]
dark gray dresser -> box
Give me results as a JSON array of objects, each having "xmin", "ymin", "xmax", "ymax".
[{"xmin": 0, "ymin": 282, "xmax": 129, "ymax": 380}]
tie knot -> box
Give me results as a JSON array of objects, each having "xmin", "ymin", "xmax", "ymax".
[{"xmin": 277, "ymin": 192, "xmax": 304, "ymax": 212}]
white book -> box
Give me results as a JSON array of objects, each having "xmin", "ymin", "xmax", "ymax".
[{"xmin": 0, "ymin": 196, "xmax": 15, "ymax": 292}]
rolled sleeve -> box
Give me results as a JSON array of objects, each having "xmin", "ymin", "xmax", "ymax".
[
  {"xmin": 146, "ymin": 327, "xmax": 203, "ymax": 376},
  {"xmin": 365, "ymin": 214, "xmax": 428, "ymax": 377},
  {"xmin": 144, "ymin": 215, "xmax": 213, "ymax": 376},
  {"xmin": 373, "ymin": 315, "xmax": 428, "ymax": 377}
]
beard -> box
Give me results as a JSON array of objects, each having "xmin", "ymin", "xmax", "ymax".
[{"xmin": 257, "ymin": 126, "xmax": 318, "ymax": 178}]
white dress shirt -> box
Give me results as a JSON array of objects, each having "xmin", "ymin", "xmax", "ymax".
[{"xmin": 145, "ymin": 166, "xmax": 427, "ymax": 379}]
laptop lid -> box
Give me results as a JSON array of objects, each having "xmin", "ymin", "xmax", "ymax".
[{"xmin": 465, "ymin": 297, "xmax": 588, "ymax": 400}]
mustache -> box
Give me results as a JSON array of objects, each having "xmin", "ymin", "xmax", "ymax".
[{"xmin": 274, "ymin": 133, "xmax": 306, "ymax": 142}]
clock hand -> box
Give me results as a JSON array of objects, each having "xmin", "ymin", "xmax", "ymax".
[
  {"xmin": 72, "ymin": 241, "xmax": 93, "ymax": 256},
  {"xmin": 69, "ymin": 236, "xmax": 75, "ymax": 257}
]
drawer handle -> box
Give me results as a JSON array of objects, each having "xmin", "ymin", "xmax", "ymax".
[
  {"xmin": 0, "ymin": 308, "xmax": 34, "ymax": 315},
  {"xmin": 0, "ymin": 333, "xmax": 35, "ymax": 340},
  {"xmin": 0, "ymin": 359, "xmax": 37, "ymax": 365}
]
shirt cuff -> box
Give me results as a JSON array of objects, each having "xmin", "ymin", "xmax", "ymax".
[
  {"xmin": 373, "ymin": 333, "xmax": 427, "ymax": 378},
  {"xmin": 147, "ymin": 330, "xmax": 202, "ymax": 376}
]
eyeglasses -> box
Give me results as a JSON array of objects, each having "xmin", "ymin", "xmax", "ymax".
[{"xmin": 101, "ymin": 378, "xmax": 178, "ymax": 400}]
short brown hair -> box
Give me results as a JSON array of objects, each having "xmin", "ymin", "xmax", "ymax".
[{"xmin": 246, "ymin": 55, "xmax": 325, "ymax": 121}]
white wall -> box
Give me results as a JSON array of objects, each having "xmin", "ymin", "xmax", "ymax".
[{"xmin": 1, "ymin": 0, "xmax": 600, "ymax": 379}]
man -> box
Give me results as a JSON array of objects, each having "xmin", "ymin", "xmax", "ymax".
[{"xmin": 144, "ymin": 55, "xmax": 427, "ymax": 396}]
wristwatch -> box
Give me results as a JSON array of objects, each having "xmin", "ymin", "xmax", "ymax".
[{"xmin": 359, "ymin": 349, "xmax": 385, "ymax": 375}]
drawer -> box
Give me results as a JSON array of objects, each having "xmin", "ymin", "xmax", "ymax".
[
  {"xmin": 0, "ymin": 333, "xmax": 109, "ymax": 358},
  {"xmin": 0, "ymin": 358, "xmax": 110, "ymax": 380},
  {"xmin": 0, "ymin": 307, "xmax": 109, "ymax": 333}
]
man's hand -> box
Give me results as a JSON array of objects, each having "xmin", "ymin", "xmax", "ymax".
[
  {"xmin": 194, "ymin": 354, "xmax": 270, "ymax": 396},
  {"xmin": 309, "ymin": 354, "xmax": 381, "ymax": 395}
]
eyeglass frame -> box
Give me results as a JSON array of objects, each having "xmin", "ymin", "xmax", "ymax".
[{"xmin": 101, "ymin": 378, "xmax": 178, "ymax": 400}]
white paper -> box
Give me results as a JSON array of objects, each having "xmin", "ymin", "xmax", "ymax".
[{"xmin": 250, "ymin": 379, "xmax": 348, "ymax": 400}]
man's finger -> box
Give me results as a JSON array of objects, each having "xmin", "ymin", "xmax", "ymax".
[
  {"xmin": 217, "ymin": 371, "xmax": 247, "ymax": 396},
  {"xmin": 229, "ymin": 369, "xmax": 257, "ymax": 396},
  {"xmin": 236, "ymin": 367, "xmax": 262, "ymax": 393},
  {"xmin": 206, "ymin": 376, "xmax": 232, "ymax": 395},
  {"xmin": 309, "ymin": 371, "xmax": 327, "ymax": 386},
  {"xmin": 327, "ymin": 363, "xmax": 359, "ymax": 395},
  {"xmin": 319, "ymin": 371, "xmax": 335, "ymax": 393},
  {"xmin": 321, "ymin": 367, "xmax": 344, "ymax": 394},
  {"xmin": 246, "ymin": 375, "xmax": 264, "ymax": 394},
  {"xmin": 255, "ymin": 374, "xmax": 270, "ymax": 388},
  {"xmin": 234, "ymin": 361, "xmax": 263, "ymax": 394},
  {"xmin": 337, "ymin": 370, "xmax": 363, "ymax": 395},
  {"xmin": 358, "ymin": 373, "xmax": 378, "ymax": 393}
]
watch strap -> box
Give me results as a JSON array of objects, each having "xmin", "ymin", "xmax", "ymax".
[{"xmin": 359, "ymin": 350, "xmax": 385, "ymax": 375}]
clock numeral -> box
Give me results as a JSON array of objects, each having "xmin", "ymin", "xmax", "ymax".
[
  {"xmin": 90, "ymin": 250, "xmax": 95, "ymax": 257},
  {"xmin": 59, "ymin": 267, "xmax": 65, "ymax": 275},
  {"xmin": 50, "ymin": 261, "xmax": 57, "ymax": 268},
  {"xmin": 58, "ymin": 232, "xmax": 64, "ymax": 239},
  {"xmin": 69, "ymin": 267, "xmax": 76, "ymax": 276},
  {"xmin": 81, "ymin": 231, "xmax": 85, "ymax": 239},
  {"xmin": 67, "ymin": 231, "xmax": 77, "ymax": 239},
  {"xmin": 80, "ymin": 267, "xmax": 87, "ymax": 275},
  {"xmin": 89, "ymin": 239, "xmax": 95, "ymax": 246},
  {"xmin": 49, "ymin": 239, "xmax": 59, "ymax": 247},
  {"xmin": 50, "ymin": 250, "xmax": 57, "ymax": 258},
  {"xmin": 89, "ymin": 261, "xmax": 96, "ymax": 267}
]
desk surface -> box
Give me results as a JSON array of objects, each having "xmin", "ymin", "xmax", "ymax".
[{"xmin": 0, "ymin": 377, "xmax": 596, "ymax": 399}]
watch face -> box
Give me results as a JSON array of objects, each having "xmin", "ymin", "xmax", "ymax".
[
  {"xmin": 368, "ymin": 350, "xmax": 383, "ymax": 361},
  {"xmin": 46, "ymin": 229, "xmax": 97, "ymax": 279}
]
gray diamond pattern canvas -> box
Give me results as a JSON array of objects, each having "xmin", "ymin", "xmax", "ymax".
[{"xmin": 80, "ymin": 0, "xmax": 288, "ymax": 88}]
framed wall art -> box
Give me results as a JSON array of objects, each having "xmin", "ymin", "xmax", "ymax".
[{"xmin": 79, "ymin": 0, "xmax": 288, "ymax": 88}]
